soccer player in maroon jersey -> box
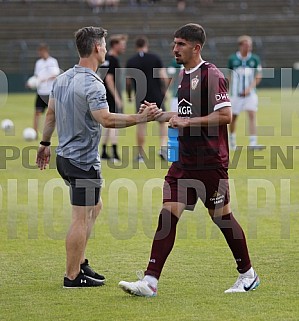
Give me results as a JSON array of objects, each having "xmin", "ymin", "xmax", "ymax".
[{"xmin": 119, "ymin": 23, "xmax": 260, "ymax": 296}]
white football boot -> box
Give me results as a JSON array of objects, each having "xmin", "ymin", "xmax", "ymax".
[
  {"xmin": 119, "ymin": 272, "xmax": 157, "ymax": 297},
  {"xmin": 225, "ymin": 267, "xmax": 260, "ymax": 293}
]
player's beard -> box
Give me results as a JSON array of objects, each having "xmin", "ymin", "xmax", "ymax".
[{"xmin": 175, "ymin": 56, "xmax": 184, "ymax": 65}]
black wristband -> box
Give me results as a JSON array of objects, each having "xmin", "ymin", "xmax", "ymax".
[{"xmin": 40, "ymin": 141, "xmax": 51, "ymax": 146}]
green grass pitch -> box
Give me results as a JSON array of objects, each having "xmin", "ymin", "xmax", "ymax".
[{"xmin": 0, "ymin": 89, "xmax": 298, "ymax": 321}]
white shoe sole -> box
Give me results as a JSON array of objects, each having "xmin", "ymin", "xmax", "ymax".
[{"xmin": 118, "ymin": 281, "xmax": 156, "ymax": 297}]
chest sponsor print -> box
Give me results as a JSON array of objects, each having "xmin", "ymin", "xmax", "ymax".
[{"xmin": 178, "ymin": 98, "xmax": 193, "ymax": 116}]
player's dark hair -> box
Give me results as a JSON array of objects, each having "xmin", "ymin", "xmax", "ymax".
[
  {"xmin": 75, "ymin": 26, "xmax": 107, "ymax": 57},
  {"xmin": 135, "ymin": 36, "xmax": 148, "ymax": 49},
  {"xmin": 174, "ymin": 23, "xmax": 206, "ymax": 47}
]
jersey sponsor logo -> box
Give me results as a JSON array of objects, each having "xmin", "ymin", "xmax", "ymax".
[
  {"xmin": 215, "ymin": 92, "xmax": 229, "ymax": 101},
  {"xmin": 178, "ymin": 98, "xmax": 193, "ymax": 116},
  {"xmin": 191, "ymin": 76, "xmax": 199, "ymax": 90}
]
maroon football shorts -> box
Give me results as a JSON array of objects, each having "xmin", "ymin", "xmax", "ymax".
[{"xmin": 163, "ymin": 164, "xmax": 230, "ymax": 210}]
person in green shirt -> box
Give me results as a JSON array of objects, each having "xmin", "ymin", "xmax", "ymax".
[{"xmin": 227, "ymin": 35, "xmax": 264, "ymax": 150}]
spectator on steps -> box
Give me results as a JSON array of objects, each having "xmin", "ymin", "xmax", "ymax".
[
  {"xmin": 177, "ymin": 0, "xmax": 186, "ymax": 11},
  {"xmin": 87, "ymin": 0, "xmax": 119, "ymax": 12}
]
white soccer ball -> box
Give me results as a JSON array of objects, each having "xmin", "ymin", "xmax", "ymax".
[
  {"xmin": 1, "ymin": 118, "xmax": 14, "ymax": 132},
  {"xmin": 26, "ymin": 76, "xmax": 39, "ymax": 89},
  {"xmin": 23, "ymin": 127, "xmax": 37, "ymax": 141}
]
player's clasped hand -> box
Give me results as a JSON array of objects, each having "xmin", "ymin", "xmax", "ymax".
[
  {"xmin": 36, "ymin": 146, "xmax": 51, "ymax": 170},
  {"xmin": 138, "ymin": 100, "xmax": 163, "ymax": 122},
  {"xmin": 138, "ymin": 100, "xmax": 154, "ymax": 114},
  {"xmin": 169, "ymin": 115, "xmax": 190, "ymax": 128}
]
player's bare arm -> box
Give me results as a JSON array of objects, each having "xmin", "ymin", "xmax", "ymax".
[
  {"xmin": 36, "ymin": 98, "xmax": 56, "ymax": 170},
  {"xmin": 91, "ymin": 103, "xmax": 162, "ymax": 128},
  {"xmin": 169, "ymin": 107, "xmax": 232, "ymax": 128},
  {"xmin": 246, "ymin": 71, "xmax": 262, "ymax": 94},
  {"xmin": 41, "ymin": 98, "xmax": 56, "ymax": 140},
  {"xmin": 155, "ymin": 111, "xmax": 177, "ymax": 122},
  {"xmin": 241, "ymin": 71, "xmax": 262, "ymax": 97}
]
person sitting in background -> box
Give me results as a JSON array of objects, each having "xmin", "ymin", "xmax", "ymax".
[
  {"xmin": 87, "ymin": 0, "xmax": 119, "ymax": 12},
  {"xmin": 87, "ymin": 0, "xmax": 105, "ymax": 12},
  {"xmin": 177, "ymin": 0, "xmax": 186, "ymax": 11}
]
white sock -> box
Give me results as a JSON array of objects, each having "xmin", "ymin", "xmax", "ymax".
[
  {"xmin": 242, "ymin": 267, "xmax": 254, "ymax": 278},
  {"xmin": 249, "ymin": 135, "xmax": 257, "ymax": 146},
  {"xmin": 143, "ymin": 275, "xmax": 158, "ymax": 288}
]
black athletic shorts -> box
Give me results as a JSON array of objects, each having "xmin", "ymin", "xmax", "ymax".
[
  {"xmin": 56, "ymin": 155, "xmax": 102, "ymax": 206},
  {"xmin": 35, "ymin": 94, "xmax": 49, "ymax": 113}
]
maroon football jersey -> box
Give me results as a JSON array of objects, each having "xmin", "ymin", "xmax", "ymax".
[{"xmin": 176, "ymin": 61, "xmax": 231, "ymax": 170}]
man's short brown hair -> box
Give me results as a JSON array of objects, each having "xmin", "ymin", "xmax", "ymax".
[
  {"xmin": 38, "ymin": 43, "xmax": 49, "ymax": 51},
  {"xmin": 109, "ymin": 34, "xmax": 128, "ymax": 48},
  {"xmin": 75, "ymin": 26, "xmax": 107, "ymax": 57}
]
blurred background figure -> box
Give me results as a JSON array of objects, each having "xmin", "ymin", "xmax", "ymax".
[
  {"xmin": 86, "ymin": 0, "xmax": 119, "ymax": 12},
  {"xmin": 100, "ymin": 34, "xmax": 128, "ymax": 161},
  {"xmin": 105, "ymin": 0, "xmax": 120, "ymax": 10},
  {"xmin": 87, "ymin": 0, "xmax": 105, "ymax": 12},
  {"xmin": 126, "ymin": 36, "xmax": 169, "ymax": 162},
  {"xmin": 32, "ymin": 43, "xmax": 59, "ymax": 137},
  {"xmin": 227, "ymin": 35, "xmax": 263, "ymax": 150},
  {"xmin": 167, "ymin": 56, "xmax": 182, "ymax": 112},
  {"xmin": 177, "ymin": 0, "xmax": 186, "ymax": 11}
]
